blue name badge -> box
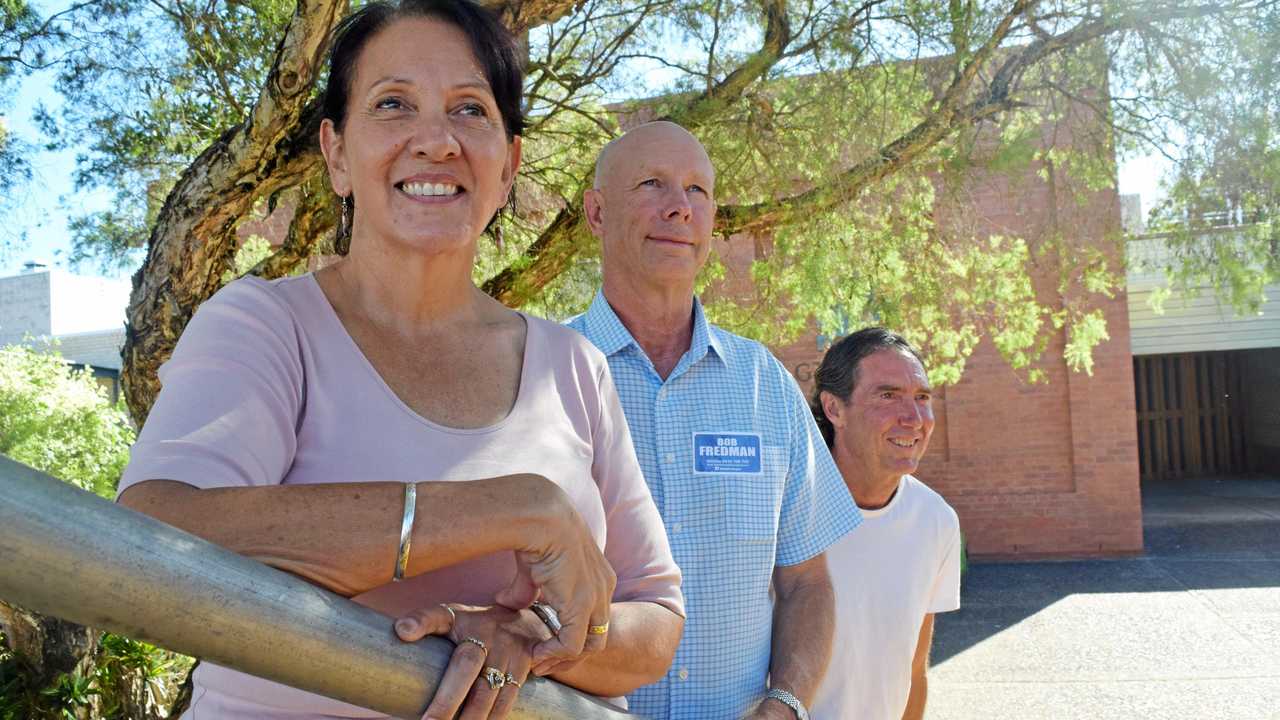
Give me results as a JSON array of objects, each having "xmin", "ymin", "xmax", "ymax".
[{"xmin": 693, "ymin": 432, "xmax": 763, "ymax": 474}]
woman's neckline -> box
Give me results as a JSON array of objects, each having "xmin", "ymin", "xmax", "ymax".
[{"xmin": 302, "ymin": 272, "xmax": 534, "ymax": 435}]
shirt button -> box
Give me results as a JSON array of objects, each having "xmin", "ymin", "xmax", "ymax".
[
  {"xmin": 664, "ymin": 452, "xmax": 675, "ymax": 464},
  {"xmin": 677, "ymin": 668, "xmax": 689, "ymax": 681},
  {"xmin": 671, "ymin": 522, "xmax": 682, "ymax": 533}
]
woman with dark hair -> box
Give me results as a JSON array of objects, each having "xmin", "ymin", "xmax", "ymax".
[{"xmin": 116, "ymin": 1, "xmax": 684, "ymax": 717}]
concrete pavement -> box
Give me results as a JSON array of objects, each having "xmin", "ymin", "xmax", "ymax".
[{"xmin": 927, "ymin": 478, "xmax": 1280, "ymax": 719}]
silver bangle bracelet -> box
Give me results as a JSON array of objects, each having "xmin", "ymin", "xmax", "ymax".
[{"xmin": 393, "ymin": 483, "xmax": 416, "ymax": 582}]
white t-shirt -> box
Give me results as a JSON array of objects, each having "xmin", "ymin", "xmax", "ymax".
[{"xmin": 811, "ymin": 474, "xmax": 961, "ymax": 720}]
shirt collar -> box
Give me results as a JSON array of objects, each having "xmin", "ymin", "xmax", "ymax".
[
  {"xmin": 582, "ymin": 290, "xmax": 636, "ymax": 357},
  {"xmin": 583, "ymin": 290, "xmax": 726, "ymax": 365},
  {"xmin": 689, "ymin": 295, "xmax": 727, "ymax": 364}
]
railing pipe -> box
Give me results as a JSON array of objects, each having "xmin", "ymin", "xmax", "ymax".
[{"xmin": 0, "ymin": 455, "xmax": 632, "ymax": 719}]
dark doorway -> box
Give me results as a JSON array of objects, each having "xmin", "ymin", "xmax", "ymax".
[{"xmin": 1134, "ymin": 347, "xmax": 1280, "ymax": 481}]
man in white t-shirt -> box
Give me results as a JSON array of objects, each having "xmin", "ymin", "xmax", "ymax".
[{"xmin": 808, "ymin": 327, "xmax": 962, "ymax": 720}]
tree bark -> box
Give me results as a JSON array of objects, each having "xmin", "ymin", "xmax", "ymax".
[
  {"xmin": 0, "ymin": 601, "xmax": 98, "ymax": 681},
  {"xmin": 121, "ymin": 0, "xmax": 343, "ymax": 424},
  {"xmin": 0, "ymin": 600, "xmax": 100, "ymax": 718}
]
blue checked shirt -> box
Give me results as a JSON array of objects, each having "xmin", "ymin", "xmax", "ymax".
[{"xmin": 568, "ymin": 292, "xmax": 862, "ymax": 720}]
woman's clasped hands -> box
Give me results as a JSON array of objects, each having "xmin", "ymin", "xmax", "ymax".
[
  {"xmin": 396, "ymin": 603, "xmax": 549, "ymax": 720},
  {"xmin": 395, "ymin": 490, "xmax": 617, "ymax": 720}
]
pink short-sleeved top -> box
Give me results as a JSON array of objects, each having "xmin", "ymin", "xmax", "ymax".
[{"xmin": 118, "ymin": 274, "xmax": 683, "ymax": 718}]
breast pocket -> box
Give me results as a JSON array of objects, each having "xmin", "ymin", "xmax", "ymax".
[{"xmin": 723, "ymin": 446, "xmax": 788, "ymax": 544}]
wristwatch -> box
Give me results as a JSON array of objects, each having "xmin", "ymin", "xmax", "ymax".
[{"xmin": 765, "ymin": 688, "xmax": 810, "ymax": 720}]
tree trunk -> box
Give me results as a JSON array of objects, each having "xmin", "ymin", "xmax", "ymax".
[{"xmin": 0, "ymin": 601, "xmax": 101, "ymax": 719}]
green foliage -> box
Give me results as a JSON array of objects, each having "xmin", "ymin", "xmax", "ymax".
[
  {"xmin": 0, "ymin": 107, "xmax": 31, "ymax": 202},
  {"xmin": 91, "ymin": 634, "xmax": 191, "ymax": 719},
  {"xmin": 0, "ymin": 346, "xmax": 192, "ymax": 718},
  {"xmin": 0, "ymin": 628, "xmax": 192, "ymax": 720},
  {"xmin": 1063, "ymin": 308, "xmax": 1109, "ymax": 375},
  {"xmin": 1146, "ymin": 114, "xmax": 1278, "ymax": 314},
  {"xmin": 0, "ymin": 345, "xmax": 134, "ymax": 497},
  {"xmin": 0, "ymin": 653, "xmax": 96, "ymax": 720},
  {"xmin": 1150, "ymin": 221, "xmax": 1278, "ymax": 316},
  {"xmin": 703, "ymin": 165, "xmax": 1059, "ymax": 385},
  {"xmin": 45, "ymin": 0, "xmax": 294, "ymax": 267},
  {"xmin": 16, "ymin": 0, "xmax": 1275, "ymax": 383},
  {"xmin": 39, "ymin": 671, "xmax": 97, "ymax": 719},
  {"xmin": 1, "ymin": 0, "xmax": 59, "ymax": 79},
  {"xmin": 1118, "ymin": 0, "xmax": 1278, "ymax": 312},
  {"xmin": 0, "ymin": 0, "xmax": 39, "ymax": 229},
  {"xmin": 222, "ymin": 235, "xmax": 276, "ymax": 283}
]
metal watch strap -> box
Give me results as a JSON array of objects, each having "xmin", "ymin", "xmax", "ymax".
[{"xmin": 765, "ymin": 688, "xmax": 810, "ymax": 720}]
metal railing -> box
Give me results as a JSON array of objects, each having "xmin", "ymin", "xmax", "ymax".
[
  {"xmin": 1126, "ymin": 222, "xmax": 1271, "ymax": 272},
  {"xmin": 0, "ymin": 455, "xmax": 632, "ymax": 719}
]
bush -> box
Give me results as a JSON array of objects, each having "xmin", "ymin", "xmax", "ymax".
[
  {"xmin": 0, "ymin": 345, "xmax": 133, "ymax": 498},
  {"xmin": 0, "ymin": 344, "xmax": 192, "ymax": 718},
  {"xmin": 0, "ymin": 629, "xmax": 193, "ymax": 720}
]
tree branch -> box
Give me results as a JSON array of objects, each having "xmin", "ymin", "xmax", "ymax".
[
  {"xmin": 481, "ymin": 205, "xmax": 589, "ymax": 305},
  {"xmin": 717, "ymin": 0, "xmax": 1037, "ymax": 235},
  {"xmin": 493, "ymin": 0, "xmax": 591, "ymax": 32},
  {"xmin": 249, "ymin": 174, "xmax": 335, "ymax": 279},
  {"xmin": 490, "ymin": 0, "xmax": 800, "ymax": 308},
  {"xmin": 782, "ymin": 0, "xmax": 886, "ymax": 59},
  {"xmin": 713, "ymin": 0, "xmax": 1250, "ymax": 236},
  {"xmin": 122, "ymin": 0, "xmax": 343, "ymax": 422},
  {"xmin": 660, "ymin": 0, "xmax": 792, "ymax": 127}
]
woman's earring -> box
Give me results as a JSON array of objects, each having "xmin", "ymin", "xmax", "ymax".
[{"xmin": 341, "ymin": 195, "xmax": 351, "ymax": 238}]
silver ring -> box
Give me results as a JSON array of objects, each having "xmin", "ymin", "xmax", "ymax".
[
  {"xmin": 461, "ymin": 636, "xmax": 487, "ymax": 653},
  {"xmin": 484, "ymin": 666, "xmax": 506, "ymax": 690},
  {"xmin": 529, "ymin": 601, "xmax": 562, "ymax": 636},
  {"xmin": 503, "ymin": 672, "xmax": 521, "ymax": 688}
]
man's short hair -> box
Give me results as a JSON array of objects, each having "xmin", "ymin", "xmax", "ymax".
[{"xmin": 809, "ymin": 327, "xmax": 926, "ymax": 448}]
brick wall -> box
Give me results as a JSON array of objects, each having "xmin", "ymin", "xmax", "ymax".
[
  {"xmin": 720, "ymin": 121, "xmax": 1144, "ymax": 559},
  {"xmin": 766, "ymin": 293, "xmax": 1143, "ymax": 559}
]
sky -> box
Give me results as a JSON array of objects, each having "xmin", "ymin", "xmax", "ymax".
[
  {"xmin": 0, "ymin": 12, "xmax": 1172, "ymax": 283},
  {"xmin": 3, "ymin": 64, "xmax": 123, "ymax": 279}
]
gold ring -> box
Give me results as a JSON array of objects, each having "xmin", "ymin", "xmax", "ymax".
[
  {"xmin": 484, "ymin": 666, "xmax": 506, "ymax": 690},
  {"xmin": 461, "ymin": 636, "xmax": 487, "ymax": 653},
  {"xmin": 588, "ymin": 622, "xmax": 610, "ymax": 635},
  {"xmin": 503, "ymin": 673, "xmax": 521, "ymax": 688}
]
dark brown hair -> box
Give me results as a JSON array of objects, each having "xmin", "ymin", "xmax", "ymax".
[{"xmin": 810, "ymin": 327, "xmax": 926, "ymax": 448}]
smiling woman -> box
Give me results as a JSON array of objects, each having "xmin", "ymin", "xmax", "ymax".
[
  {"xmin": 319, "ymin": 1, "xmax": 524, "ymax": 258},
  {"xmin": 113, "ymin": 2, "xmax": 685, "ymax": 719}
]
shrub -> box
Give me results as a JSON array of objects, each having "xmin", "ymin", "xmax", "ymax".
[
  {"xmin": 0, "ymin": 344, "xmax": 192, "ymax": 718},
  {"xmin": 0, "ymin": 345, "xmax": 133, "ymax": 498}
]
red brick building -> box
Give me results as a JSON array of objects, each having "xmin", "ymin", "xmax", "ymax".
[{"xmin": 716, "ymin": 125, "xmax": 1146, "ymax": 560}]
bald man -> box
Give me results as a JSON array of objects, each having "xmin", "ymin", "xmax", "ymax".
[{"xmin": 567, "ymin": 122, "xmax": 862, "ymax": 720}]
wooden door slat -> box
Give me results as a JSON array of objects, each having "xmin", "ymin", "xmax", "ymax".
[{"xmin": 1135, "ymin": 350, "xmax": 1247, "ymax": 483}]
